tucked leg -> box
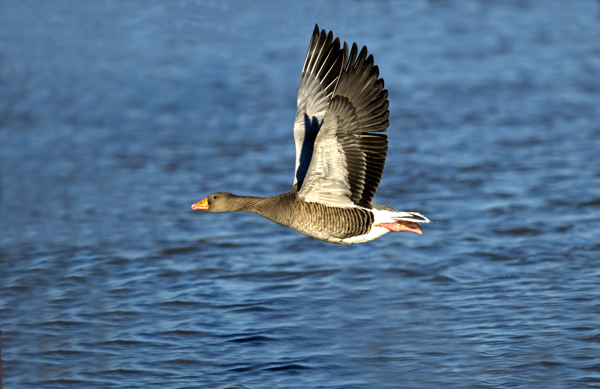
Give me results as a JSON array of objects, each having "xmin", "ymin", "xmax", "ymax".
[{"xmin": 377, "ymin": 221, "xmax": 423, "ymax": 235}]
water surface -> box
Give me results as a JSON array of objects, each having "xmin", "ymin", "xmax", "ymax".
[{"xmin": 1, "ymin": 1, "xmax": 600, "ymax": 388}]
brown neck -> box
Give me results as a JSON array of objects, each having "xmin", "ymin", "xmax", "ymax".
[
  {"xmin": 227, "ymin": 195, "xmax": 266, "ymax": 214},
  {"xmin": 221, "ymin": 191, "xmax": 296, "ymax": 227}
]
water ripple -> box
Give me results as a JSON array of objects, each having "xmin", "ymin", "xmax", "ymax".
[{"xmin": 1, "ymin": 1, "xmax": 600, "ymax": 388}]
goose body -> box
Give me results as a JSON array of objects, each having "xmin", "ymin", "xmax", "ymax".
[{"xmin": 192, "ymin": 25, "xmax": 429, "ymax": 244}]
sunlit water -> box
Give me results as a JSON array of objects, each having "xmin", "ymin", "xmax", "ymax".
[{"xmin": 1, "ymin": 1, "xmax": 600, "ymax": 388}]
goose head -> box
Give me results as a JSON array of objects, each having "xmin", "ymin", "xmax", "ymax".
[{"xmin": 192, "ymin": 192, "xmax": 243, "ymax": 213}]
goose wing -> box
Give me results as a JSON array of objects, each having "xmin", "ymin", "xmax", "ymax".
[
  {"xmin": 297, "ymin": 42, "xmax": 390, "ymax": 208},
  {"xmin": 292, "ymin": 25, "xmax": 345, "ymax": 190}
]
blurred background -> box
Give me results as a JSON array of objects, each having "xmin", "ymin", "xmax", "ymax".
[{"xmin": 1, "ymin": 1, "xmax": 599, "ymax": 388}]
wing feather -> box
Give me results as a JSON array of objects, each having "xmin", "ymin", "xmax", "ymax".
[
  {"xmin": 298, "ymin": 40, "xmax": 390, "ymax": 208},
  {"xmin": 292, "ymin": 25, "xmax": 345, "ymax": 189}
]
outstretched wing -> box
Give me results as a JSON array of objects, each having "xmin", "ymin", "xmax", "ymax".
[
  {"xmin": 297, "ymin": 42, "xmax": 390, "ymax": 209},
  {"xmin": 292, "ymin": 25, "xmax": 345, "ymax": 190}
]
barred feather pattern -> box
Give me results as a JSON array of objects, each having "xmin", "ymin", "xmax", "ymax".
[
  {"xmin": 256, "ymin": 192, "xmax": 374, "ymax": 241},
  {"xmin": 332, "ymin": 43, "xmax": 390, "ymax": 208}
]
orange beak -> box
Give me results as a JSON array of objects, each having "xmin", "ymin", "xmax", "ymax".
[{"xmin": 191, "ymin": 197, "xmax": 209, "ymax": 210}]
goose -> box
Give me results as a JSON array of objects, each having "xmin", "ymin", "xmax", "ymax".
[{"xmin": 192, "ymin": 25, "xmax": 429, "ymax": 244}]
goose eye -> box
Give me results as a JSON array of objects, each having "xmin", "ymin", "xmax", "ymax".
[{"xmin": 213, "ymin": 195, "xmax": 217, "ymax": 199}]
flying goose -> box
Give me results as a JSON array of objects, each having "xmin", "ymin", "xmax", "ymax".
[{"xmin": 192, "ymin": 25, "xmax": 429, "ymax": 244}]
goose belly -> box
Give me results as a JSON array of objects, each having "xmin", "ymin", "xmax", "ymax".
[
  {"xmin": 336, "ymin": 226, "xmax": 391, "ymax": 244},
  {"xmin": 267, "ymin": 201, "xmax": 379, "ymax": 244}
]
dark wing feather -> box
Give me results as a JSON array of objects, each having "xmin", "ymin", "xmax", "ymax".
[{"xmin": 298, "ymin": 41, "xmax": 389, "ymax": 208}]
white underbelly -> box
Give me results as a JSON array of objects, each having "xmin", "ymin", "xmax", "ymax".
[{"xmin": 336, "ymin": 225, "xmax": 390, "ymax": 244}]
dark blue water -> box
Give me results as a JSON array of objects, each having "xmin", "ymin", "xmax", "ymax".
[{"xmin": 1, "ymin": 1, "xmax": 600, "ymax": 388}]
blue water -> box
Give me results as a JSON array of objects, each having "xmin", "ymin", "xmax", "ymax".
[{"xmin": 1, "ymin": 1, "xmax": 600, "ymax": 388}]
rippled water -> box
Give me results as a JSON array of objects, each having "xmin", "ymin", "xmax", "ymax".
[{"xmin": 1, "ymin": 1, "xmax": 600, "ymax": 388}]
